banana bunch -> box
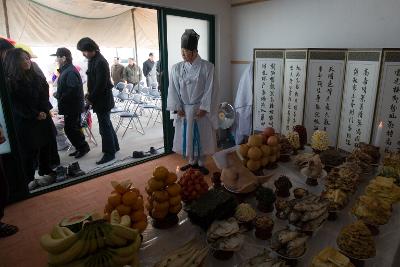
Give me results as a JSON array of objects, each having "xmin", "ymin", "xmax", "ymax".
[
  {"xmin": 155, "ymin": 238, "xmax": 209, "ymax": 267},
  {"xmin": 41, "ymin": 220, "xmax": 141, "ymax": 267}
]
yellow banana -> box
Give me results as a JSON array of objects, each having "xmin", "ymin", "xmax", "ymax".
[
  {"xmin": 51, "ymin": 225, "xmax": 67, "ymax": 239},
  {"xmin": 48, "ymin": 238, "xmax": 85, "ymax": 265},
  {"xmin": 109, "ymin": 239, "xmax": 138, "ymax": 257},
  {"xmin": 95, "ymin": 226, "xmax": 106, "ymax": 249},
  {"xmin": 40, "ymin": 233, "xmax": 78, "ymax": 254},
  {"xmin": 110, "ymin": 224, "xmax": 139, "ymax": 240},
  {"xmin": 76, "ymin": 230, "xmax": 90, "ymax": 259},
  {"xmin": 88, "ymin": 228, "xmax": 98, "ymax": 254},
  {"xmin": 61, "ymin": 227, "xmax": 75, "ymax": 237},
  {"xmin": 131, "ymin": 253, "xmax": 140, "ymax": 267},
  {"xmin": 106, "ymin": 231, "xmax": 128, "ymax": 247}
]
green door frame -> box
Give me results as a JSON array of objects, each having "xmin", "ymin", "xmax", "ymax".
[{"xmin": 0, "ymin": 0, "xmax": 215, "ymax": 203}]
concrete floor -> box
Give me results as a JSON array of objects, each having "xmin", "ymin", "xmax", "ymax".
[{"xmin": 31, "ymin": 103, "xmax": 165, "ymax": 192}]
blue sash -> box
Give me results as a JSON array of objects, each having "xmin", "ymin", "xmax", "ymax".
[{"xmin": 182, "ymin": 119, "xmax": 201, "ymax": 159}]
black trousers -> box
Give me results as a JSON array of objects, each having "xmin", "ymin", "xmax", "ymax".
[
  {"xmin": 96, "ymin": 112, "xmax": 119, "ymax": 155},
  {"xmin": 0, "ymin": 158, "xmax": 7, "ymax": 219},
  {"xmin": 64, "ymin": 114, "xmax": 89, "ymax": 152}
]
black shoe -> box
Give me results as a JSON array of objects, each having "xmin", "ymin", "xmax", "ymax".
[
  {"xmin": 67, "ymin": 162, "xmax": 85, "ymax": 177},
  {"xmin": 55, "ymin": 166, "xmax": 67, "ymax": 182},
  {"xmin": 74, "ymin": 147, "xmax": 90, "ymax": 159},
  {"xmin": 149, "ymin": 147, "xmax": 157, "ymax": 155},
  {"xmin": 199, "ymin": 166, "xmax": 209, "ymax": 175},
  {"xmin": 69, "ymin": 151, "xmax": 78, "ymax": 157},
  {"xmin": 96, "ymin": 154, "xmax": 115, "ymax": 165}
]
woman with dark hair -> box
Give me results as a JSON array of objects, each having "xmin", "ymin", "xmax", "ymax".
[
  {"xmin": 0, "ymin": 38, "xmax": 18, "ymax": 238},
  {"xmin": 3, "ymin": 48, "xmax": 58, "ymax": 190}
]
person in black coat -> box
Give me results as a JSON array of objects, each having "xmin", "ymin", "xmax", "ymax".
[
  {"xmin": 77, "ymin": 37, "xmax": 119, "ymax": 164},
  {"xmin": 0, "ymin": 38, "xmax": 18, "ymax": 238},
  {"xmin": 4, "ymin": 48, "xmax": 59, "ymax": 189},
  {"xmin": 52, "ymin": 48, "xmax": 90, "ymax": 158},
  {"xmin": 143, "ymin": 52, "xmax": 155, "ymax": 87}
]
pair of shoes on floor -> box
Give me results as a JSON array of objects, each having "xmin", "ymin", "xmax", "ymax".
[
  {"xmin": 28, "ymin": 180, "xmax": 40, "ymax": 191},
  {"xmin": 56, "ymin": 162, "xmax": 86, "ymax": 182},
  {"xmin": 0, "ymin": 222, "xmax": 18, "ymax": 238},
  {"xmin": 37, "ymin": 175, "xmax": 55, "ymax": 187},
  {"xmin": 132, "ymin": 151, "xmax": 150, "ymax": 158},
  {"xmin": 38, "ymin": 169, "xmax": 56, "ymax": 177},
  {"xmin": 96, "ymin": 154, "xmax": 115, "ymax": 165},
  {"xmin": 179, "ymin": 164, "xmax": 209, "ymax": 175},
  {"xmin": 69, "ymin": 147, "xmax": 90, "ymax": 159}
]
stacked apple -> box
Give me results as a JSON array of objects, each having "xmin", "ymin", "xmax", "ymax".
[
  {"xmin": 178, "ymin": 168, "xmax": 209, "ymax": 203},
  {"xmin": 145, "ymin": 166, "xmax": 182, "ymax": 220},
  {"xmin": 104, "ymin": 180, "xmax": 148, "ymax": 233},
  {"xmin": 238, "ymin": 127, "xmax": 280, "ymax": 172}
]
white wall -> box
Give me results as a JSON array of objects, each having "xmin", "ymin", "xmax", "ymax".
[
  {"xmin": 231, "ymin": 0, "xmax": 400, "ymax": 96},
  {"xmin": 129, "ymin": 0, "xmax": 232, "ymax": 103}
]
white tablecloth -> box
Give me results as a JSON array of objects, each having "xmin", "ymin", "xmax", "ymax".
[{"xmin": 139, "ymin": 153, "xmax": 400, "ymax": 267}]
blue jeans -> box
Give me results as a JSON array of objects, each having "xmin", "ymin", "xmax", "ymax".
[{"xmin": 96, "ymin": 112, "xmax": 119, "ymax": 155}]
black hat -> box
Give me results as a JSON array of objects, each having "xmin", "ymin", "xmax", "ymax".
[
  {"xmin": 50, "ymin": 47, "xmax": 71, "ymax": 57},
  {"xmin": 181, "ymin": 29, "xmax": 199, "ymax": 51},
  {"xmin": 77, "ymin": 37, "xmax": 99, "ymax": 52}
]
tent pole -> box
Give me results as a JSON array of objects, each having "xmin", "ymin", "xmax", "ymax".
[
  {"xmin": 131, "ymin": 9, "xmax": 138, "ymax": 64},
  {"xmin": 2, "ymin": 0, "xmax": 10, "ymax": 38}
]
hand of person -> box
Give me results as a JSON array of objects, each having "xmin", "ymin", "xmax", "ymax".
[
  {"xmin": 196, "ymin": 109, "xmax": 207, "ymax": 119},
  {"xmin": 37, "ymin": 112, "xmax": 47, "ymax": 120},
  {"xmin": 177, "ymin": 110, "xmax": 185, "ymax": 117}
]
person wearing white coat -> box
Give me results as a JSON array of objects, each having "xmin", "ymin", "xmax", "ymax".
[
  {"xmin": 167, "ymin": 29, "xmax": 218, "ymax": 175},
  {"xmin": 232, "ymin": 63, "xmax": 253, "ymax": 145}
]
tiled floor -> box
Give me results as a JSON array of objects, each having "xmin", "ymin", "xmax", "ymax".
[{"xmin": 0, "ymin": 154, "xmax": 218, "ymax": 267}]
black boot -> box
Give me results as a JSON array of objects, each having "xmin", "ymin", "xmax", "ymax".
[
  {"xmin": 67, "ymin": 162, "xmax": 85, "ymax": 177},
  {"xmin": 55, "ymin": 166, "xmax": 68, "ymax": 182},
  {"xmin": 74, "ymin": 146, "xmax": 90, "ymax": 159},
  {"xmin": 96, "ymin": 153, "xmax": 115, "ymax": 165}
]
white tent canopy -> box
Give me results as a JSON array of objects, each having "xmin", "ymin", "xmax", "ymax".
[{"xmin": 1, "ymin": 0, "xmax": 158, "ymax": 49}]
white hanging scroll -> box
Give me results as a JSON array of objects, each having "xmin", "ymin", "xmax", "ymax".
[
  {"xmin": 373, "ymin": 50, "xmax": 400, "ymax": 153},
  {"xmin": 253, "ymin": 50, "xmax": 284, "ymax": 132},
  {"xmin": 304, "ymin": 50, "xmax": 347, "ymax": 146},
  {"xmin": 281, "ymin": 50, "xmax": 307, "ymax": 135},
  {"xmin": 338, "ymin": 50, "xmax": 382, "ymax": 152}
]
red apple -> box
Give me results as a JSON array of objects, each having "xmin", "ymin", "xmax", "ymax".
[
  {"xmin": 263, "ymin": 127, "xmax": 275, "ymax": 138},
  {"xmin": 267, "ymin": 135, "xmax": 279, "ymax": 146}
]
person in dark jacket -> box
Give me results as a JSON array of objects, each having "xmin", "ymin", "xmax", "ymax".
[
  {"xmin": 4, "ymin": 48, "xmax": 58, "ymax": 189},
  {"xmin": 51, "ymin": 48, "xmax": 90, "ymax": 158},
  {"xmin": 111, "ymin": 57, "xmax": 124, "ymax": 84},
  {"xmin": 0, "ymin": 38, "xmax": 18, "ymax": 238},
  {"xmin": 77, "ymin": 37, "xmax": 119, "ymax": 164},
  {"xmin": 143, "ymin": 52, "xmax": 155, "ymax": 87}
]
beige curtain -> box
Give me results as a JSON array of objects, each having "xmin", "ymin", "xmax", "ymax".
[{"xmin": 3, "ymin": 0, "xmax": 158, "ymax": 49}]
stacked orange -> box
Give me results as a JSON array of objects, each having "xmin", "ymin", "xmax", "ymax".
[
  {"xmin": 145, "ymin": 166, "xmax": 182, "ymax": 220},
  {"xmin": 104, "ymin": 180, "xmax": 148, "ymax": 233}
]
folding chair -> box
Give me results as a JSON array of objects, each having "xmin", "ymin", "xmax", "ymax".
[
  {"xmin": 114, "ymin": 94, "xmax": 145, "ymax": 137},
  {"xmin": 115, "ymin": 82, "xmax": 125, "ymax": 92}
]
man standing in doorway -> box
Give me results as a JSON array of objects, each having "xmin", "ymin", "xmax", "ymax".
[
  {"xmin": 51, "ymin": 47, "xmax": 90, "ymax": 159},
  {"xmin": 167, "ymin": 29, "xmax": 218, "ymax": 175},
  {"xmin": 77, "ymin": 37, "xmax": 119, "ymax": 164},
  {"xmin": 143, "ymin": 52, "xmax": 155, "ymax": 87},
  {"xmin": 111, "ymin": 57, "xmax": 124, "ymax": 85},
  {"xmin": 123, "ymin": 57, "xmax": 142, "ymax": 87}
]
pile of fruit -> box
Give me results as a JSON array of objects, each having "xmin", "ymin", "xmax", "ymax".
[
  {"xmin": 178, "ymin": 168, "xmax": 209, "ymax": 203},
  {"xmin": 145, "ymin": 166, "xmax": 182, "ymax": 220},
  {"xmin": 40, "ymin": 220, "xmax": 141, "ymax": 267},
  {"xmin": 238, "ymin": 127, "xmax": 280, "ymax": 172},
  {"xmin": 104, "ymin": 180, "xmax": 148, "ymax": 233}
]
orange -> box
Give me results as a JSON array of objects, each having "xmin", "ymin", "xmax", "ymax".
[
  {"xmin": 152, "ymin": 190, "xmax": 169, "ymax": 202},
  {"xmin": 166, "ymin": 172, "xmax": 178, "ymax": 185},
  {"xmin": 108, "ymin": 192, "xmax": 122, "ymax": 207},
  {"xmin": 153, "ymin": 200, "xmax": 169, "ymax": 212},
  {"xmin": 169, "ymin": 203, "xmax": 182, "ymax": 214},
  {"xmin": 104, "ymin": 203, "xmax": 113, "ymax": 214},
  {"xmin": 151, "ymin": 209, "xmax": 168, "ymax": 219},
  {"xmin": 148, "ymin": 178, "xmax": 164, "ymax": 191},
  {"xmin": 111, "ymin": 181, "xmax": 129, "ymax": 194},
  {"xmin": 130, "ymin": 210, "xmax": 147, "ymax": 222},
  {"xmin": 122, "ymin": 191, "xmax": 139, "ymax": 206},
  {"xmin": 166, "ymin": 183, "xmax": 181, "ymax": 197},
  {"xmin": 132, "ymin": 220, "xmax": 148, "ymax": 233},
  {"xmin": 145, "ymin": 202, "xmax": 153, "ymax": 212},
  {"xmin": 153, "ymin": 166, "xmax": 169, "ymax": 181},
  {"xmin": 169, "ymin": 195, "xmax": 181, "ymax": 206},
  {"xmin": 132, "ymin": 196, "xmax": 144, "ymax": 210},
  {"xmin": 116, "ymin": 204, "xmax": 131, "ymax": 216}
]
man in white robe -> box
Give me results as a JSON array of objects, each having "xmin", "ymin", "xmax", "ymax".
[
  {"xmin": 232, "ymin": 63, "xmax": 253, "ymax": 144},
  {"xmin": 167, "ymin": 29, "xmax": 218, "ymax": 175}
]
